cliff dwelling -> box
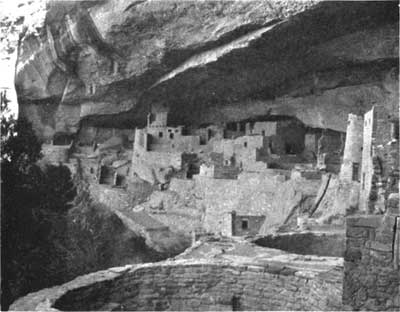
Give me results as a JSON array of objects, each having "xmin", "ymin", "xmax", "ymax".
[{"xmin": 1, "ymin": 0, "xmax": 399, "ymax": 311}]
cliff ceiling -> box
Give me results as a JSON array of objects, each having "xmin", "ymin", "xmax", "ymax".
[{"xmin": 7, "ymin": 0, "xmax": 400, "ymax": 139}]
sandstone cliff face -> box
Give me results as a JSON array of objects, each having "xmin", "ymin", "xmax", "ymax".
[
  {"xmin": 0, "ymin": 0, "xmax": 46, "ymax": 113},
  {"xmin": 8, "ymin": 1, "xmax": 400, "ymax": 139}
]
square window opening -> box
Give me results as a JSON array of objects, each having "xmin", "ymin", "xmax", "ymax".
[
  {"xmin": 241, "ymin": 219, "xmax": 248, "ymax": 230},
  {"xmin": 352, "ymin": 162, "xmax": 359, "ymax": 181},
  {"xmin": 362, "ymin": 173, "xmax": 366, "ymax": 190}
]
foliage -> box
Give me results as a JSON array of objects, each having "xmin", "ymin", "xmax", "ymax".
[
  {"xmin": 1, "ymin": 92, "xmax": 76, "ymax": 310},
  {"xmin": 1, "ymin": 117, "xmax": 42, "ymax": 167},
  {"xmin": 1, "ymin": 91, "xmax": 42, "ymax": 167},
  {"xmin": 0, "ymin": 91, "xmax": 15, "ymax": 153}
]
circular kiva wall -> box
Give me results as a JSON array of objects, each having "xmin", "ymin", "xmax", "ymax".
[
  {"xmin": 254, "ymin": 232, "xmax": 345, "ymax": 257},
  {"xmin": 11, "ymin": 258, "xmax": 343, "ymax": 311}
]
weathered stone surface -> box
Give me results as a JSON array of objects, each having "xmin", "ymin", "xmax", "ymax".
[
  {"xmin": 346, "ymin": 227, "xmax": 368, "ymax": 238},
  {"xmin": 344, "ymin": 214, "xmax": 400, "ymax": 311},
  {"xmin": 2, "ymin": 1, "xmax": 398, "ymax": 139},
  {"xmin": 344, "ymin": 248, "xmax": 362, "ymax": 262}
]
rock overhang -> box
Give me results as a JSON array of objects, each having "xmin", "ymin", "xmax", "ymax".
[{"xmin": 11, "ymin": 0, "xmax": 398, "ymax": 139}]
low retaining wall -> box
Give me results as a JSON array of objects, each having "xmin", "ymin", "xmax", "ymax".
[
  {"xmin": 254, "ymin": 231, "xmax": 345, "ymax": 257},
  {"xmin": 11, "ymin": 258, "xmax": 343, "ymax": 311}
]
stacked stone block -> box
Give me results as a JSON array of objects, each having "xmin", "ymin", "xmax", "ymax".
[
  {"xmin": 11, "ymin": 260, "xmax": 343, "ymax": 311},
  {"xmin": 343, "ymin": 105, "xmax": 399, "ymax": 311},
  {"xmin": 359, "ymin": 106, "xmax": 397, "ymax": 214},
  {"xmin": 343, "ymin": 215, "xmax": 400, "ymax": 310}
]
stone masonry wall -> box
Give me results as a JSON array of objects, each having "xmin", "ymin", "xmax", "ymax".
[
  {"xmin": 251, "ymin": 121, "xmax": 277, "ymax": 136},
  {"xmin": 232, "ymin": 213, "xmax": 266, "ymax": 236},
  {"xmin": 340, "ymin": 114, "xmax": 363, "ymax": 183},
  {"xmin": 359, "ymin": 106, "xmax": 395, "ymax": 213},
  {"xmin": 304, "ymin": 133, "xmax": 317, "ymax": 154},
  {"xmin": 214, "ymin": 165, "xmax": 240, "ymax": 179},
  {"xmin": 195, "ymin": 172, "xmax": 319, "ymax": 236},
  {"xmin": 42, "ymin": 144, "xmax": 70, "ymax": 164},
  {"xmin": 141, "ymin": 179, "xmax": 204, "ymax": 234},
  {"xmin": 213, "ymin": 135, "xmax": 273, "ymax": 171},
  {"xmin": 359, "ymin": 108, "xmax": 375, "ymax": 212},
  {"xmin": 343, "ymin": 215, "xmax": 400, "ymax": 310},
  {"xmin": 149, "ymin": 135, "xmax": 200, "ymax": 153},
  {"xmin": 131, "ymin": 146, "xmax": 182, "ymax": 184},
  {"xmin": 213, "ymin": 136, "xmax": 264, "ymax": 161},
  {"xmin": 11, "ymin": 259, "xmax": 343, "ymax": 311},
  {"xmin": 368, "ymin": 107, "xmax": 397, "ymax": 214},
  {"xmin": 147, "ymin": 126, "xmax": 184, "ymax": 145},
  {"xmin": 199, "ymin": 164, "xmax": 214, "ymax": 177},
  {"xmin": 142, "ymin": 151, "xmax": 182, "ymax": 169}
]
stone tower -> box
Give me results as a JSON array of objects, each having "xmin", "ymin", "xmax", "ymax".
[{"xmin": 339, "ymin": 114, "xmax": 363, "ymax": 183}]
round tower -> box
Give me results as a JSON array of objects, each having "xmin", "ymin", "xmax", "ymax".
[{"xmin": 340, "ymin": 114, "xmax": 364, "ymax": 182}]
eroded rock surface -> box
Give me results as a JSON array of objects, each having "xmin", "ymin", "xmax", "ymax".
[{"xmin": 7, "ymin": 0, "xmax": 398, "ymax": 140}]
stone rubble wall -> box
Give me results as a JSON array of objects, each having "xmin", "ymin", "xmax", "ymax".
[
  {"xmin": 343, "ymin": 214, "xmax": 400, "ymax": 310},
  {"xmin": 10, "ymin": 259, "xmax": 343, "ymax": 311},
  {"xmin": 90, "ymin": 183, "xmax": 131, "ymax": 210}
]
